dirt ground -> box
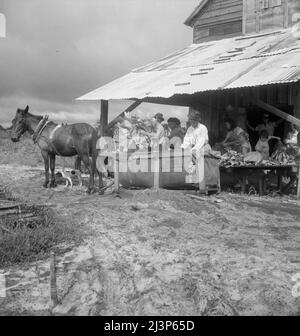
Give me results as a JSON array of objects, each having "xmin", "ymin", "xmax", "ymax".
[{"xmin": 0, "ymin": 162, "xmax": 300, "ymax": 316}]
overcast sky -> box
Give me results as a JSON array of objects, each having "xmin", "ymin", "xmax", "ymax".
[{"xmin": 0, "ymin": 0, "xmax": 198, "ymax": 127}]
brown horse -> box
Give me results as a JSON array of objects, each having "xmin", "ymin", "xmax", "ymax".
[{"xmin": 11, "ymin": 105, "xmax": 100, "ymax": 194}]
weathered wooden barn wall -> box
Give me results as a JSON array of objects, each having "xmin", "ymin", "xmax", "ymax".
[
  {"xmin": 189, "ymin": 0, "xmax": 300, "ymax": 41},
  {"xmin": 189, "ymin": 91, "xmax": 234, "ymax": 144},
  {"xmin": 292, "ymin": 82, "xmax": 300, "ymax": 120},
  {"xmin": 244, "ymin": 0, "xmax": 300, "ymax": 34},
  {"xmin": 192, "ymin": 0, "xmax": 243, "ymax": 43},
  {"xmin": 189, "ymin": 83, "xmax": 298, "ymax": 145}
]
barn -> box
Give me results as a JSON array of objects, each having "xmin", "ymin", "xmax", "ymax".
[{"xmin": 77, "ymin": 0, "xmax": 300, "ymax": 194}]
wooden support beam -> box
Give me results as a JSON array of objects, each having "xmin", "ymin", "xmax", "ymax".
[
  {"xmin": 106, "ymin": 100, "xmax": 142, "ymax": 132},
  {"xmin": 105, "ymin": 100, "xmax": 141, "ymax": 196},
  {"xmin": 152, "ymin": 138, "xmax": 160, "ymax": 190},
  {"xmin": 100, "ymin": 100, "xmax": 108, "ymax": 136},
  {"xmin": 255, "ymin": 100, "xmax": 300, "ymax": 128},
  {"xmin": 114, "ymin": 151, "xmax": 120, "ymax": 195}
]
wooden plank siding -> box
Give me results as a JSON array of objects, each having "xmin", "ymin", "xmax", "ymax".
[
  {"xmin": 188, "ymin": 84, "xmax": 298, "ymax": 144},
  {"xmin": 188, "ymin": 0, "xmax": 300, "ymax": 42},
  {"xmin": 191, "ymin": 0, "xmax": 243, "ymax": 43},
  {"xmin": 194, "ymin": 21, "xmax": 242, "ymax": 43},
  {"xmin": 244, "ymin": 0, "xmax": 300, "ymax": 34}
]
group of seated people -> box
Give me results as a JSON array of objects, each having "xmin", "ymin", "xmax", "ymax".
[{"xmin": 216, "ymin": 113, "xmax": 300, "ymax": 161}]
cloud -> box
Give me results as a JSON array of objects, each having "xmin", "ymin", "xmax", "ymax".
[
  {"xmin": 0, "ymin": 94, "xmax": 188, "ymax": 129},
  {"xmin": 0, "ymin": 0, "xmax": 197, "ymax": 126}
]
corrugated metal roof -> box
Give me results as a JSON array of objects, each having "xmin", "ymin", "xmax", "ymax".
[{"xmin": 77, "ymin": 29, "xmax": 300, "ymax": 101}]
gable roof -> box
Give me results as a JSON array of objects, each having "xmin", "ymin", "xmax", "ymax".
[{"xmin": 184, "ymin": 0, "xmax": 210, "ymax": 27}]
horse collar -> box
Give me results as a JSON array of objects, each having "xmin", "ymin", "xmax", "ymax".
[{"xmin": 33, "ymin": 119, "xmax": 50, "ymax": 144}]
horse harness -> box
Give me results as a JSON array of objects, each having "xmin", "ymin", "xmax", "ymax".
[
  {"xmin": 32, "ymin": 116, "xmax": 63, "ymax": 155},
  {"xmin": 32, "ymin": 116, "xmax": 50, "ymax": 144}
]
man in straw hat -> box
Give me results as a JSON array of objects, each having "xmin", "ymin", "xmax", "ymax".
[{"xmin": 182, "ymin": 108, "xmax": 210, "ymax": 192}]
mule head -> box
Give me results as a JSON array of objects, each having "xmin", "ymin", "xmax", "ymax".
[{"xmin": 11, "ymin": 105, "xmax": 29, "ymax": 142}]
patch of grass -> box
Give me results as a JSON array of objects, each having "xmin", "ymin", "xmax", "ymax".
[
  {"xmin": 0, "ymin": 136, "xmax": 74, "ymax": 167},
  {"xmin": 0, "ymin": 206, "xmax": 82, "ymax": 267}
]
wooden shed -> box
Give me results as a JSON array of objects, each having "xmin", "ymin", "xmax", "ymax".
[
  {"xmin": 77, "ymin": 0, "xmax": 300, "ymax": 194},
  {"xmin": 185, "ymin": 0, "xmax": 300, "ymax": 43}
]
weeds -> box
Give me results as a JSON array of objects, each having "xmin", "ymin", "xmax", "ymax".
[{"xmin": 0, "ymin": 189, "xmax": 82, "ymax": 267}]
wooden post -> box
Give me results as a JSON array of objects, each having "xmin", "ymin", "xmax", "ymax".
[
  {"xmin": 114, "ymin": 150, "xmax": 120, "ymax": 195},
  {"xmin": 152, "ymin": 138, "xmax": 160, "ymax": 190},
  {"xmin": 100, "ymin": 100, "xmax": 108, "ymax": 136}
]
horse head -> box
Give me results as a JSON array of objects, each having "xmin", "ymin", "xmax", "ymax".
[{"xmin": 11, "ymin": 105, "xmax": 29, "ymax": 142}]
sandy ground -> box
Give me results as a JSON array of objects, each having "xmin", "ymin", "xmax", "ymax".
[
  {"xmin": 0, "ymin": 164, "xmax": 299, "ymax": 316},
  {"xmin": 0, "ymin": 165, "xmax": 300, "ymax": 316}
]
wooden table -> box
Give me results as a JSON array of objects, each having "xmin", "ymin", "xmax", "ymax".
[{"xmin": 220, "ymin": 164, "xmax": 297, "ymax": 195}]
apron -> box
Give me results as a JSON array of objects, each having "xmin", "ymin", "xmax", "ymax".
[{"xmin": 186, "ymin": 143, "xmax": 210, "ymax": 189}]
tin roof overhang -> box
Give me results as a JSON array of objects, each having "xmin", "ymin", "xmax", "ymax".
[{"xmin": 77, "ymin": 29, "xmax": 300, "ymax": 102}]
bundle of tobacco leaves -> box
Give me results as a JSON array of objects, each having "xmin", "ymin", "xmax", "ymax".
[
  {"xmin": 219, "ymin": 150, "xmax": 247, "ymax": 168},
  {"xmin": 271, "ymin": 143, "xmax": 298, "ymax": 165}
]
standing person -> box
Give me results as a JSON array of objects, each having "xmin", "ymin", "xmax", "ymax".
[
  {"xmin": 182, "ymin": 108, "xmax": 210, "ymax": 192},
  {"xmin": 255, "ymin": 130, "xmax": 281, "ymax": 160},
  {"xmin": 140, "ymin": 113, "xmax": 165, "ymax": 147},
  {"xmin": 248, "ymin": 113, "xmax": 283, "ymax": 136},
  {"xmin": 240, "ymin": 132, "xmax": 252, "ymax": 156},
  {"xmin": 167, "ymin": 117, "xmax": 185, "ymax": 149},
  {"xmin": 217, "ymin": 118, "xmax": 246, "ymax": 153}
]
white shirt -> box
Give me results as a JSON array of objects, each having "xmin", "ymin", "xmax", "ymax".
[
  {"xmin": 286, "ymin": 130, "xmax": 298, "ymax": 145},
  {"xmin": 150, "ymin": 123, "xmax": 165, "ymax": 145},
  {"xmin": 182, "ymin": 123, "xmax": 209, "ymax": 152}
]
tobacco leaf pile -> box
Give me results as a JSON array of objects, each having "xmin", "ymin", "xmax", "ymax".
[{"xmin": 220, "ymin": 147, "xmax": 299, "ymax": 169}]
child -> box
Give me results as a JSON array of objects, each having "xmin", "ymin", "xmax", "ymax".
[
  {"xmin": 255, "ymin": 130, "xmax": 280, "ymax": 160},
  {"xmin": 239, "ymin": 131, "xmax": 252, "ymax": 156}
]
